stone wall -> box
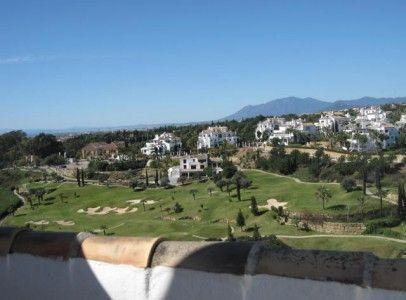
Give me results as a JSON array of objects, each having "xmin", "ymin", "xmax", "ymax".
[{"xmin": 307, "ymin": 221, "xmax": 366, "ymax": 234}]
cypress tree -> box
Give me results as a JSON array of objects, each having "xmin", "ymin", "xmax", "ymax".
[
  {"xmin": 76, "ymin": 169, "xmax": 81, "ymax": 187},
  {"xmin": 398, "ymin": 182, "xmax": 406, "ymax": 220},
  {"xmin": 145, "ymin": 168, "xmax": 149, "ymax": 187},
  {"xmin": 81, "ymin": 169, "xmax": 85, "ymax": 187},
  {"xmin": 252, "ymin": 224, "xmax": 261, "ymax": 240},
  {"xmin": 236, "ymin": 209, "xmax": 245, "ymax": 231},
  {"xmin": 250, "ymin": 196, "xmax": 259, "ymax": 216}
]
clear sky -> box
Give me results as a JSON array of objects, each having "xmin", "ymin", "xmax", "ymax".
[{"xmin": 1, "ymin": 0, "xmax": 406, "ymax": 129}]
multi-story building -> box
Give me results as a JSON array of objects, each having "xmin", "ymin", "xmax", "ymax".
[
  {"xmin": 141, "ymin": 132, "xmax": 182, "ymax": 156},
  {"xmin": 197, "ymin": 126, "xmax": 237, "ymax": 149},
  {"xmin": 317, "ymin": 113, "xmax": 349, "ymax": 132},
  {"xmin": 81, "ymin": 142, "xmax": 123, "ymax": 159},
  {"xmin": 255, "ymin": 117, "xmax": 317, "ymax": 145}
]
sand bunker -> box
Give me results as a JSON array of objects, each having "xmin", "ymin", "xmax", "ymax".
[
  {"xmin": 115, "ymin": 207, "xmax": 138, "ymax": 214},
  {"xmin": 258, "ymin": 198, "xmax": 288, "ymax": 210},
  {"xmin": 78, "ymin": 206, "xmax": 138, "ymax": 215},
  {"xmin": 54, "ymin": 220, "xmax": 75, "ymax": 226},
  {"xmin": 26, "ymin": 220, "xmax": 49, "ymax": 225},
  {"xmin": 126, "ymin": 199, "xmax": 156, "ymax": 205}
]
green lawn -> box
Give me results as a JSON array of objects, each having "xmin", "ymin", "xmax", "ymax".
[
  {"xmin": 0, "ymin": 187, "xmax": 21, "ymax": 217},
  {"xmin": 4, "ymin": 170, "xmax": 392, "ymax": 234},
  {"xmin": 281, "ymin": 236, "xmax": 405, "ymax": 259},
  {"xmin": 3, "ymin": 169, "xmax": 404, "ymax": 257}
]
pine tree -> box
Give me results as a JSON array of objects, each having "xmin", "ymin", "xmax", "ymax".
[
  {"xmin": 250, "ymin": 196, "xmax": 259, "ymax": 216},
  {"xmin": 252, "ymin": 224, "xmax": 261, "ymax": 240},
  {"xmin": 236, "ymin": 209, "xmax": 245, "ymax": 231}
]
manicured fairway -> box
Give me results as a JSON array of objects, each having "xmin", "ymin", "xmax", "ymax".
[{"xmin": 3, "ymin": 169, "xmax": 403, "ymax": 257}]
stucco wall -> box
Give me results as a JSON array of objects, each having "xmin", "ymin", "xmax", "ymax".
[{"xmin": 0, "ymin": 253, "xmax": 404, "ymax": 300}]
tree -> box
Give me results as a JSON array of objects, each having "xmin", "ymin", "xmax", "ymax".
[
  {"xmin": 190, "ymin": 189, "xmax": 198, "ymax": 200},
  {"xmin": 155, "ymin": 169, "xmax": 159, "ymax": 186},
  {"xmin": 159, "ymin": 177, "xmax": 170, "ymax": 188},
  {"xmin": 375, "ymin": 188, "xmax": 388, "ymax": 217},
  {"xmin": 397, "ymin": 182, "xmax": 406, "ymax": 220},
  {"xmin": 140, "ymin": 199, "xmax": 147, "ymax": 211},
  {"xmin": 215, "ymin": 179, "xmax": 226, "ymax": 192},
  {"xmin": 221, "ymin": 160, "xmax": 237, "ymax": 179},
  {"xmin": 252, "ymin": 224, "xmax": 261, "ymax": 240},
  {"xmin": 226, "ymin": 224, "xmax": 234, "ymax": 241},
  {"xmin": 81, "ymin": 169, "xmax": 85, "ymax": 186},
  {"xmin": 341, "ymin": 177, "xmax": 356, "ymax": 192},
  {"xmin": 250, "ymin": 196, "xmax": 259, "ymax": 216},
  {"xmin": 232, "ymin": 172, "xmax": 251, "ymax": 201},
  {"xmin": 30, "ymin": 133, "xmax": 63, "ymax": 158},
  {"xmin": 76, "ymin": 168, "xmax": 81, "ymax": 187},
  {"xmin": 355, "ymin": 153, "xmax": 370, "ymax": 195},
  {"xmin": 145, "ymin": 168, "xmax": 149, "ymax": 187},
  {"xmin": 316, "ymin": 186, "xmax": 332, "ymax": 210},
  {"xmin": 100, "ymin": 225, "xmax": 107, "ymax": 235},
  {"xmin": 236, "ymin": 209, "xmax": 245, "ymax": 231},
  {"xmin": 357, "ymin": 195, "xmax": 367, "ymax": 220},
  {"xmin": 207, "ymin": 186, "xmax": 214, "ymax": 196},
  {"xmin": 173, "ymin": 202, "xmax": 183, "ymax": 213}
]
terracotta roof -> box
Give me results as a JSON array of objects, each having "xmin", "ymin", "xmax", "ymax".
[{"xmin": 0, "ymin": 227, "xmax": 405, "ymax": 291}]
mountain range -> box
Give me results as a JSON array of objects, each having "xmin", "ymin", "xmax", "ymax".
[{"xmin": 222, "ymin": 96, "xmax": 406, "ymax": 120}]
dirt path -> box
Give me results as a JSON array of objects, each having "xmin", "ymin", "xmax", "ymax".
[
  {"xmin": 245, "ymin": 168, "xmax": 338, "ymax": 185},
  {"xmin": 277, "ymin": 234, "xmax": 406, "ymax": 244}
]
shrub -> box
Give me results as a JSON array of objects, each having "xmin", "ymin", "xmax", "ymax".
[
  {"xmin": 341, "ymin": 177, "xmax": 356, "ymax": 192},
  {"xmin": 173, "ymin": 202, "xmax": 183, "ymax": 213}
]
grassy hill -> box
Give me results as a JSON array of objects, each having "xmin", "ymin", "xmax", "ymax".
[{"xmin": 4, "ymin": 170, "xmax": 392, "ymax": 237}]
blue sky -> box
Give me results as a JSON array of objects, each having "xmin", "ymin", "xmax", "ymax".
[{"xmin": 1, "ymin": 0, "xmax": 406, "ymax": 129}]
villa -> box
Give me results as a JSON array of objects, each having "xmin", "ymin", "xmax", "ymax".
[
  {"xmin": 81, "ymin": 142, "xmax": 123, "ymax": 159},
  {"xmin": 141, "ymin": 132, "xmax": 182, "ymax": 156},
  {"xmin": 197, "ymin": 126, "xmax": 238, "ymax": 149}
]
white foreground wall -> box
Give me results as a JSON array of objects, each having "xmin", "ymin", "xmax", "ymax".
[{"xmin": 0, "ymin": 254, "xmax": 404, "ymax": 300}]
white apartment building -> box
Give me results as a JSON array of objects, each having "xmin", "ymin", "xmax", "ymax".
[
  {"xmin": 255, "ymin": 117, "xmax": 316, "ymax": 145},
  {"xmin": 317, "ymin": 113, "xmax": 349, "ymax": 132},
  {"xmin": 355, "ymin": 106, "xmax": 387, "ymax": 122},
  {"xmin": 197, "ymin": 126, "xmax": 238, "ymax": 149},
  {"xmin": 141, "ymin": 132, "xmax": 182, "ymax": 156}
]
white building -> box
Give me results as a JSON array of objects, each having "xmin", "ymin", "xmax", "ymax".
[
  {"xmin": 355, "ymin": 106, "xmax": 387, "ymax": 123},
  {"xmin": 347, "ymin": 124, "xmax": 399, "ymax": 152},
  {"xmin": 255, "ymin": 117, "xmax": 316, "ymax": 145},
  {"xmin": 141, "ymin": 132, "xmax": 182, "ymax": 156},
  {"xmin": 317, "ymin": 113, "xmax": 349, "ymax": 132},
  {"xmin": 197, "ymin": 126, "xmax": 237, "ymax": 149}
]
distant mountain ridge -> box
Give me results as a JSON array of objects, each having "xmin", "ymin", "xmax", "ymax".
[{"xmin": 222, "ymin": 96, "xmax": 406, "ymax": 120}]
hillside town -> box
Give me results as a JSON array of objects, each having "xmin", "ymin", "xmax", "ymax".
[{"xmin": 1, "ymin": 102, "xmax": 406, "ymax": 275}]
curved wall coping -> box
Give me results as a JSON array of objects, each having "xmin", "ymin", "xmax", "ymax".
[{"xmin": 0, "ymin": 227, "xmax": 405, "ymax": 292}]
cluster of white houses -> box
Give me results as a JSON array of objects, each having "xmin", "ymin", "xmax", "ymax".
[
  {"xmin": 141, "ymin": 132, "xmax": 182, "ymax": 156},
  {"xmin": 255, "ymin": 106, "xmax": 403, "ymax": 152},
  {"xmin": 139, "ymin": 106, "xmax": 403, "ymax": 158}
]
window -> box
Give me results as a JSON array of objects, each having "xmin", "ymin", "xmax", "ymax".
[
  {"xmin": 183, "ymin": 165, "xmax": 187, "ymax": 169},
  {"xmin": 183, "ymin": 159, "xmax": 186, "ymax": 163},
  {"xmin": 191, "ymin": 165, "xmax": 197, "ymax": 170},
  {"xmin": 200, "ymin": 165, "xmax": 205, "ymax": 169}
]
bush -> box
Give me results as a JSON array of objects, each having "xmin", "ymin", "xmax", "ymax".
[
  {"xmin": 341, "ymin": 177, "xmax": 356, "ymax": 192},
  {"xmin": 364, "ymin": 216, "xmax": 402, "ymax": 234},
  {"xmin": 173, "ymin": 202, "xmax": 183, "ymax": 213}
]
